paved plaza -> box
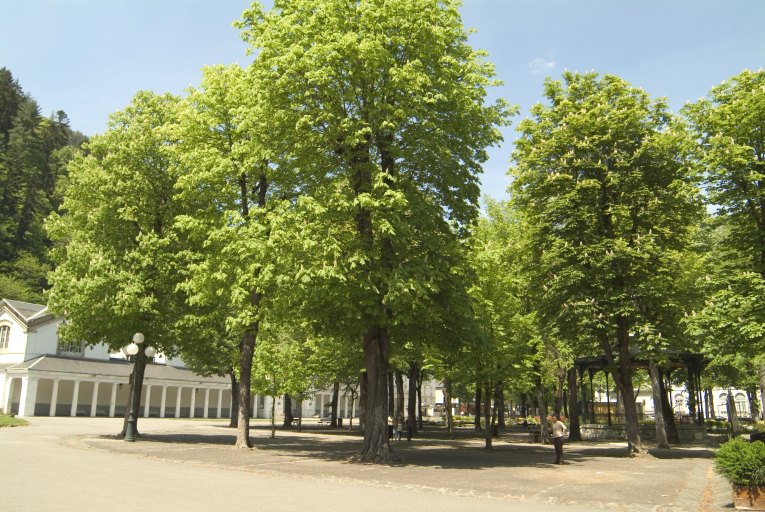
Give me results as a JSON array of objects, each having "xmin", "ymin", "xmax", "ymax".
[{"xmin": 1, "ymin": 417, "xmax": 734, "ymax": 511}]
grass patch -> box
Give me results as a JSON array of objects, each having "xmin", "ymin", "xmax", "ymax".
[{"xmin": 0, "ymin": 414, "xmax": 28, "ymax": 427}]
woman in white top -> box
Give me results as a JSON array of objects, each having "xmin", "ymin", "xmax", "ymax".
[{"xmin": 551, "ymin": 415, "xmax": 568, "ymax": 465}]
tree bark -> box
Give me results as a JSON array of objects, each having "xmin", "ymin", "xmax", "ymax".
[
  {"xmin": 444, "ymin": 377, "xmax": 454, "ymax": 438},
  {"xmin": 388, "ymin": 371, "xmax": 395, "ymax": 418},
  {"xmin": 416, "ymin": 366, "xmax": 424, "ymax": 429},
  {"xmin": 359, "ymin": 372, "xmax": 367, "ymax": 434},
  {"xmin": 236, "ymin": 329, "xmax": 255, "ymax": 449},
  {"xmin": 496, "ymin": 383, "xmax": 506, "ymax": 429},
  {"xmin": 283, "ymin": 394, "xmax": 294, "ymax": 427},
  {"xmin": 355, "ymin": 327, "xmax": 398, "ymax": 463},
  {"xmin": 228, "ymin": 371, "xmax": 239, "ymax": 428},
  {"xmin": 659, "ymin": 371, "xmax": 680, "ymax": 444},
  {"xmin": 649, "ymin": 359, "xmax": 670, "ymax": 448},
  {"xmin": 394, "ymin": 371, "xmax": 404, "ymax": 422},
  {"xmin": 330, "ymin": 381, "xmax": 339, "ymax": 427},
  {"xmin": 567, "ymin": 367, "xmax": 582, "ymax": 441},
  {"xmin": 270, "ymin": 394, "xmax": 276, "ymax": 438},
  {"xmin": 536, "ymin": 377, "xmax": 549, "ymax": 444},
  {"xmin": 601, "ymin": 318, "xmax": 644, "ymax": 455},
  {"xmin": 474, "ymin": 386, "xmax": 482, "ymax": 431},
  {"xmin": 484, "ymin": 385, "xmax": 493, "ymax": 449},
  {"xmin": 407, "ymin": 362, "xmax": 417, "ymax": 431}
]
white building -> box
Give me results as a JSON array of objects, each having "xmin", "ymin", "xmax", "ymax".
[
  {"xmin": 0, "ymin": 299, "xmax": 234, "ymax": 419},
  {"xmin": 0, "ymin": 299, "xmax": 442, "ymax": 422}
]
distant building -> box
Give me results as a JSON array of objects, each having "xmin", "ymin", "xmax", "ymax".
[
  {"xmin": 0, "ymin": 299, "xmax": 441, "ymax": 422},
  {"xmin": 1, "ymin": 298, "xmax": 231, "ymax": 419}
]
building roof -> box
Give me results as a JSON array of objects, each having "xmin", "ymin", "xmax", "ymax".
[
  {"xmin": 5, "ymin": 355, "xmax": 229, "ymax": 386},
  {"xmin": 1, "ymin": 299, "xmax": 56, "ymax": 327}
]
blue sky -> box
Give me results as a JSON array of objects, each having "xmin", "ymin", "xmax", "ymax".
[{"xmin": 1, "ymin": 0, "xmax": 763, "ymax": 200}]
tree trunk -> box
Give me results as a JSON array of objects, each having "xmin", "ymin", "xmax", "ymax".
[
  {"xmin": 484, "ymin": 385, "xmax": 493, "ymax": 449},
  {"xmin": 496, "ymin": 383, "xmax": 506, "ymax": 429},
  {"xmin": 536, "ymin": 378, "xmax": 549, "ymax": 444},
  {"xmin": 120, "ymin": 348, "xmax": 148, "ymax": 437},
  {"xmin": 236, "ymin": 329, "xmax": 256, "ymax": 449},
  {"xmin": 355, "ymin": 327, "xmax": 398, "ymax": 463},
  {"xmin": 659, "ymin": 370, "xmax": 680, "ymax": 443},
  {"xmin": 407, "ymin": 362, "xmax": 417, "ymax": 431},
  {"xmin": 330, "ymin": 381, "xmax": 339, "ymax": 427},
  {"xmin": 228, "ymin": 371, "xmax": 239, "ymax": 428},
  {"xmin": 283, "ymin": 394, "xmax": 293, "ymax": 427},
  {"xmin": 359, "ymin": 372, "xmax": 367, "ymax": 434},
  {"xmin": 555, "ymin": 374, "xmax": 565, "ymax": 417},
  {"xmin": 444, "ymin": 377, "xmax": 454, "ymax": 438},
  {"xmin": 649, "ymin": 359, "xmax": 670, "ymax": 448},
  {"xmin": 416, "ymin": 367, "xmax": 423, "ymax": 429},
  {"xmin": 567, "ymin": 368, "xmax": 582, "ymax": 441},
  {"xmin": 270, "ymin": 395, "xmax": 276, "ymax": 438},
  {"xmin": 388, "ymin": 371, "xmax": 394, "ymax": 418},
  {"xmin": 395, "ymin": 371, "xmax": 405, "ymax": 422},
  {"xmin": 601, "ymin": 319, "xmax": 644, "ymax": 455},
  {"xmin": 474, "ymin": 386, "xmax": 482, "ymax": 431}
]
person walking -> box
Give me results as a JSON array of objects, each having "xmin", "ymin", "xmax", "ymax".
[
  {"xmin": 551, "ymin": 415, "xmax": 568, "ymax": 465},
  {"xmin": 406, "ymin": 416, "xmax": 415, "ymax": 441},
  {"xmin": 394, "ymin": 419, "xmax": 402, "ymax": 441}
]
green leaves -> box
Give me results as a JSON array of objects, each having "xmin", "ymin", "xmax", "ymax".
[{"xmin": 511, "ymin": 71, "xmax": 703, "ymax": 358}]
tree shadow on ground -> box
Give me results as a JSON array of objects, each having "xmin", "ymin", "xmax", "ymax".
[{"xmin": 101, "ymin": 423, "xmax": 716, "ymax": 470}]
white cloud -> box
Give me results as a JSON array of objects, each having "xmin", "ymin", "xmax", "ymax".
[{"xmin": 528, "ymin": 56, "xmax": 556, "ymax": 75}]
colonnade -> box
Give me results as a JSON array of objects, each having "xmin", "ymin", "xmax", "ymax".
[{"xmin": 1, "ymin": 375, "xmax": 232, "ymax": 419}]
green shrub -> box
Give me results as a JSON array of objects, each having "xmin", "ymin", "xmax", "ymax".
[{"xmin": 715, "ymin": 437, "xmax": 765, "ymax": 486}]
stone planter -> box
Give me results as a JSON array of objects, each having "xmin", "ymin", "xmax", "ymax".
[{"xmin": 732, "ymin": 485, "xmax": 765, "ymax": 511}]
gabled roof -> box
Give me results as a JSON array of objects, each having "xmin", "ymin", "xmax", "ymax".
[
  {"xmin": 5, "ymin": 355, "xmax": 229, "ymax": 385},
  {"xmin": 0, "ymin": 299, "xmax": 57, "ymax": 327}
]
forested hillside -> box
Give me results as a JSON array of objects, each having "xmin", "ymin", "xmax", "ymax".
[{"xmin": 0, "ymin": 67, "xmax": 85, "ymax": 302}]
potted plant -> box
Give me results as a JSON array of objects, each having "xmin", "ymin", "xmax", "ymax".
[{"xmin": 715, "ymin": 437, "xmax": 765, "ymax": 510}]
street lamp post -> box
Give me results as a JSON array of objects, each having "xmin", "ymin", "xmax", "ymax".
[{"xmin": 124, "ymin": 332, "xmax": 156, "ymax": 442}]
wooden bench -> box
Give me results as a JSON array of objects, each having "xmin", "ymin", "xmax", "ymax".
[{"xmin": 317, "ymin": 418, "xmax": 331, "ymax": 426}]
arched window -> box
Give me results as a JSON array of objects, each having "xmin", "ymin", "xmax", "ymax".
[
  {"xmin": 0, "ymin": 325, "xmax": 9, "ymax": 349},
  {"xmin": 717, "ymin": 393, "xmax": 728, "ymax": 417},
  {"xmin": 734, "ymin": 393, "xmax": 748, "ymax": 417}
]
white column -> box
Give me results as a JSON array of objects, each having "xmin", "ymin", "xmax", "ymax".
[
  {"xmin": 189, "ymin": 388, "xmax": 196, "ymax": 418},
  {"xmin": 203, "ymin": 388, "xmax": 210, "ymax": 418},
  {"xmin": 352, "ymin": 397, "xmax": 356, "ymax": 418},
  {"xmin": 4, "ymin": 378, "xmax": 15, "ymax": 414},
  {"xmin": 49, "ymin": 379, "xmax": 60, "ymax": 417},
  {"xmin": 143, "ymin": 385, "xmax": 152, "ymax": 418},
  {"xmin": 160, "ymin": 386, "xmax": 167, "ymax": 418},
  {"xmin": 18, "ymin": 377, "xmax": 39, "ymax": 417},
  {"xmin": 216, "ymin": 389, "xmax": 223, "ymax": 419},
  {"xmin": 0, "ymin": 376, "xmax": 7, "ymax": 414},
  {"xmin": 109, "ymin": 383, "xmax": 118, "ymax": 417},
  {"xmin": 344, "ymin": 395, "xmax": 349, "ymax": 417},
  {"xmin": 70, "ymin": 381, "xmax": 80, "ymax": 417},
  {"xmin": 90, "ymin": 382, "xmax": 100, "ymax": 417},
  {"xmin": 175, "ymin": 387, "xmax": 182, "ymax": 418},
  {"xmin": 320, "ymin": 394, "xmax": 325, "ymax": 418}
]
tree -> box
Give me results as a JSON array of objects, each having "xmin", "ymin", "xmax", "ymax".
[
  {"xmin": 239, "ymin": 0, "xmax": 510, "ymax": 463},
  {"xmin": 0, "ymin": 69, "xmax": 82, "ymax": 302},
  {"xmin": 172, "ymin": 64, "xmax": 290, "ymax": 448},
  {"xmin": 47, "ymin": 91, "xmax": 184, "ymax": 437},
  {"xmin": 510, "ymin": 72, "xmax": 703, "ymax": 455},
  {"xmin": 684, "ymin": 69, "xmax": 765, "ymax": 364}
]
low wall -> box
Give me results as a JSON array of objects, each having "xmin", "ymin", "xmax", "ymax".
[{"xmin": 580, "ymin": 423, "xmax": 707, "ymax": 442}]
